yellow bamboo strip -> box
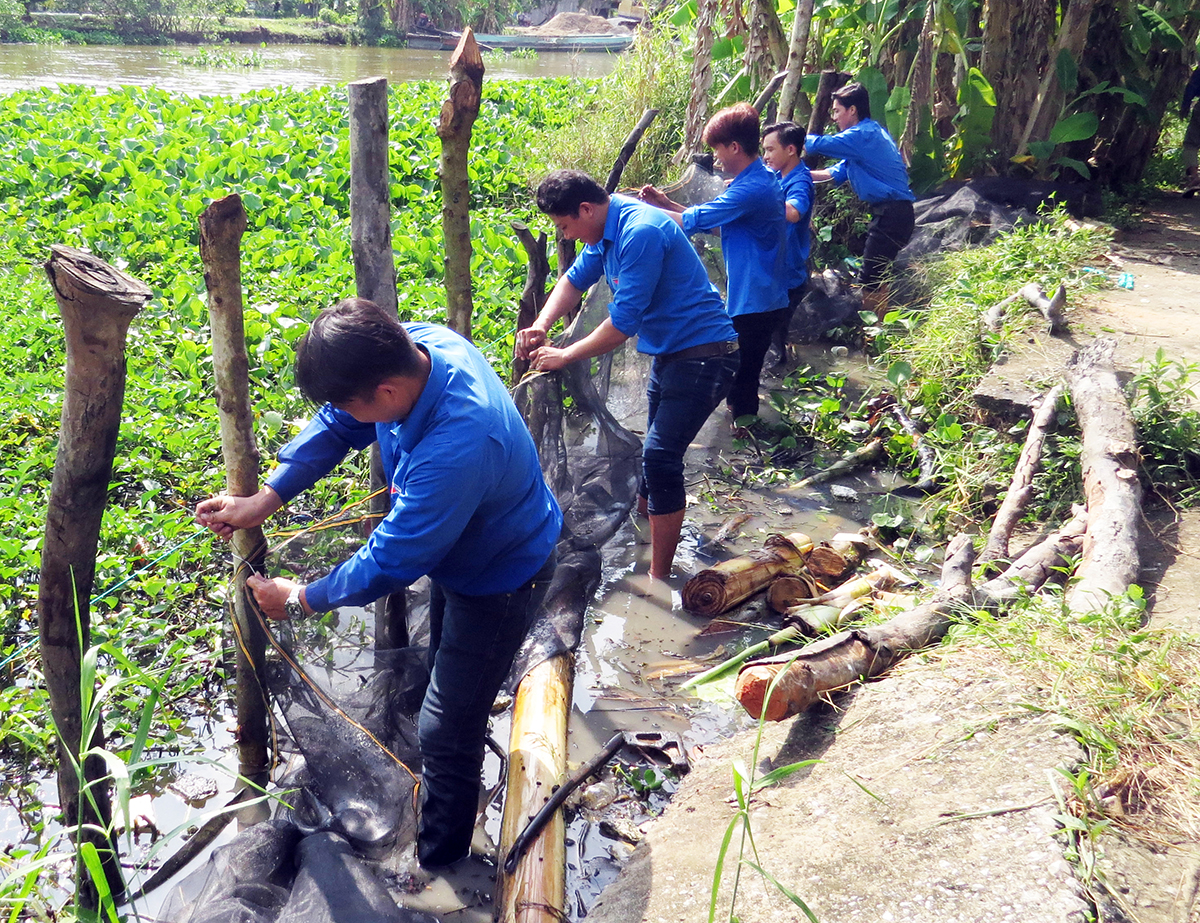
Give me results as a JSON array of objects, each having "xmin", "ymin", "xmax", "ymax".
[{"xmin": 496, "ymin": 653, "xmax": 573, "ymax": 923}]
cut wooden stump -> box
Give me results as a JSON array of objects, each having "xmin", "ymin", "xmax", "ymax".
[{"xmin": 682, "ymin": 533, "xmax": 814, "ymax": 617}]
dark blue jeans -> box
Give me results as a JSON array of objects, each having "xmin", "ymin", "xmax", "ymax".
[
  {"xmin": 642, "ymin": 352, "xmax": 739, "ymax": 515},
  {"xmin": 730, "ymin": 309, "xmax": 787, "ymax": 421},
  {"xmin": 416, "ymin": 550, "xmax": 556, "ymax": 867}
]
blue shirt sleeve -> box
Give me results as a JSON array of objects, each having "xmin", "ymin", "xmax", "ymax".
[
  {"xmin": 305, "ymin": 424, "xmax": 493, "ymax": 611},
  {"xmin": 786, "ymin": 171, "xmax": 814, "ymax": 218},
  {"xmin": 266, "ymin": 406, "xmax": 379, "ymax": 504},
  {"xmin": 564, "ymin": 243, "xmax": 605, "ymax": 292},
  {"xmin": 680, "ymin": 182, "xmax": 757, "ymax": 236}
]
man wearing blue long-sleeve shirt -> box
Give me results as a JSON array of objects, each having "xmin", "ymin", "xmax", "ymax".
[
  {"xmin": 517, "ymin": 170, "xmax": 739, "ymax": 581},
  {"xmin": 807, "ymin": 82, "xmax": 915, "ymax": 321},
  {"xmin": 762, "ymin": 120, "xmax": 815, "ymax": 361},
  {"xmin": 640, "ymin": 102, "xmax": 788, "ymax": 424},
  {"xmin": 196, "ymin": 298, "xmax": 562, "ymax": 869}
]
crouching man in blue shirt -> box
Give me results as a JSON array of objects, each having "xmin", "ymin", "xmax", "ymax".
[
  {"xmin": 195, "ymin": 297, "xmax": 562, "ymax": 869},
  {"xmin": 806, "ymin": 82, "xmax": 915, "ymax": 321},
  {"xmin": 639, "ymin": 102, "xmax": 788, "ymax": 425},
  {"xmin": 516, "ymin": 170, "xmax": 739, "ymax": 582}
]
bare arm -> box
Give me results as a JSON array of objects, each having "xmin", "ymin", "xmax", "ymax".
[
  {"xmin": 515, "ymin": 274, "xmax": 585, "ymax": 359},
  {"xmin": 810, "ymin": 169, "xmax": 833, "ymax": 183}
]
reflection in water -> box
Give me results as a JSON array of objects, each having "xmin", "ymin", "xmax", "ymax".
[{"xmin": 0, "ymin": 43, "xmax": 618, "ymax": 95}]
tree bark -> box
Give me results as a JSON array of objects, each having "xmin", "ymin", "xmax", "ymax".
[
  {"xmin": 438, "ymin": 30, "xmax": 484, "ymax": 339},
  {"xmin": 681, "ymin": 0, "xmax": 718, "ymax": 162},
  {"xmin": 348, "ymin": 76, "xmax": 407, "ymax": 651},
  {"xmin": 1065, "ymin": 339, "xmax": 1141, "ymax": 613},
  {"xmin": 979, "ymin": 0, "xmax": 1056, "ymax": 162},
  {"xmin": 804, "ymin": 70, "xmax": 851, "ymax": 167},
  {"xmin": 900, "ymin": 0, "xmax": 937, "ymax": 160},
  {"xmin": 198, "ymin": 196, "xmax": 272, "ymax": 788},
  {"xmin": 1017, "ymin": 0, "xmax": 1098, "ymax": 158},
  {"xmin": 40, "ymin": 245, "xmax": 151, "ymax": 907},
  {"xmin": 777, "ymin": 0, "xmax": 815, "ymax": 123}
]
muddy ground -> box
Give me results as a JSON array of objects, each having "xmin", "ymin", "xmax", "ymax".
[{"xmin": 584, "ymin": 193, "xmax": 1200, "ymax": 923}]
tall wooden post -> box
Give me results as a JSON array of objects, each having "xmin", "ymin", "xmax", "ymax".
[
  {"xmin": 438, "ymin": 29, "xmax": 484, "ymax": 340},
  {"xmin": 39, "ymin": 245, "xmax": 151, "ymax": 908},
  {"xmin": 198, "ymin": 195, "xmax": 270, "ymax": 792},
  {"xmin": 348, "ymin": 76, "xmax": 407, "ymax": 651}
]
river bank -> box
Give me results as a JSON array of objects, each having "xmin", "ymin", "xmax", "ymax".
[{"xmin": 25, "ymin": 11, "xmax": 359, "ymax": 45}]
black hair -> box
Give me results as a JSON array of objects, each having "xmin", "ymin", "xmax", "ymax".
[
  {"xmin": 761, "ymin": 121, "xmax": 806, "ymax": 156},
  {"xmin": 294, "ymin": 297, "xmax": 424, "ymax": 405},
  {"xmin": 703, "ymin": 102, "xmax": 761, "ymax": 155},
  {"xmin": 536, "ymin": 169, "xmax": 610, "ymax": 217},
  {"xmin": 832, "ymin": 82, "xmax": 871, "ymax": 121}
]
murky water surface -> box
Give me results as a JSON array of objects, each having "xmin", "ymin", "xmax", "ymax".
[{"xmin": 0, "ymin": 42, "xmax": 616, "ymax": 95}]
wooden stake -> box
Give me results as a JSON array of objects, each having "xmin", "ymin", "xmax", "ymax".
[
  {"xmin": 438, "ymin": 29, "xmax": 484, "ymax": 339},
  {"xmin": 348, "ymin": 75, "xmax": 407, "ymax": 651},
  {"xmin": 198, "ymin": 195, "xmax": 270, "ymax": 789},
  {"xmin": 40, "ymin": 245, "xmax": 151, "ymax": 907}
]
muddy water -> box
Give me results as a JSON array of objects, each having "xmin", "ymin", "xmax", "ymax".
[{"xmin": 0, "ymin": 42, "xmax": 616, "ymax": 95}]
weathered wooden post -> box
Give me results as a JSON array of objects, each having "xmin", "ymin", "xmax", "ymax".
[
  {"xmin": 348, "ymin": 75, "xmax": 407, "ymax": 651},
  {"xmin": 438, "ymin": 29, "xmax": 484, "ymax": 339},
  {"xmin": 39, "ymin": 245, "xmax": 152, "ymax": 908},
  {"xmin": 198, "ymin": 195, "xmax": 270, "ymax": 793}
]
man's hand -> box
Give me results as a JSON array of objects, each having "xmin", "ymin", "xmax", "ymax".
[
  {"xmin": 528, "ymin": 344, "xmax": 572, "ymax": 372},
  {"xmin": 515, "ymin": 325, "xmax": 548, "ymax": 360},
  {"xmin": 195, "ymin": 487, "xmax": 282, "ymax": 541},
  {"xmin": 638, "ymin": 184, "xmax": 672, "ymax": 208},
  {"xmin": 246, "ymin": 575, "xmax": 308, "ymax": 620}
]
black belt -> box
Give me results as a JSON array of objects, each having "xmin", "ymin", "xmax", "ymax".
[{"xmin": 657, "ymin": 340, "xmax": 739, "ymax": 364}]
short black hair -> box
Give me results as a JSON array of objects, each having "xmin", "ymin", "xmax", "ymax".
[
  {"xmin": 703, "ymin": 102, "xmax": 761, "ymax": 155},
  {"xmin": 832, "ymin": 82, "xmax": 871, "ymax": 121},
  {"xmin": 294, "ymin": 297, "xmax": 425, "ymax": 405},
  {"xmin": 536, "ymin": 170, "xmax": 610, "ymax": 217},
  {"xmin": 762, "ymin": 121, "xmax": 805, "ymax": 155}
]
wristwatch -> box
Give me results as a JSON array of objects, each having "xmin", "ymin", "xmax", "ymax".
[{"xmin": 284, "ymin": 585, "xmax": 306, "ymax": 620}]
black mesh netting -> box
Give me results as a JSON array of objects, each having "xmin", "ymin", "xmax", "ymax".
[{"xmin": 148, "ymin": 281, "xmax": 643, "ymax": 923}]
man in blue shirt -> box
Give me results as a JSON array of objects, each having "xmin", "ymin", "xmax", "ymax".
[
  {"xmin": 761, "ymin": 120, "xmax": 815, "ymax": 363},
  {"xmin": 639, "ymin": 102, "xmax": 788, "ymax": 424},
  {"xmin": 516, "ymin": 170, "xmax": 739, "ymax": 581},
  {"xmin": 195, "ymin": 298, "xmax": 562, "ymax": 869},
  {"xmin": 806, "ymin": 82, "xmax": 916, "ymax": 321}
]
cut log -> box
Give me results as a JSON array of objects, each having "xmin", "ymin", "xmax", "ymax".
[
  {"xmin": 767, "ymin": 572, "xmax": 820, "ymax": 613},
  {"xmin": 438, "ymin": 30, "xmax": 484, "ymax": 339},
  {"xmin": 805, "ymin": 533, "xmax": 869, "ymax": 581},
  {"xmin": 1066, "ymin": 339, "xmax": 1141, "ymax": 613},
  {"xmin": 40, "ymin": 245, "xmax": 151, "ymax": 907},
  {"xmin": 681, "ymin": 533, "xmax": 814, "ymax": 617},
  {"xmin": 887, "ymin": 400, "xmax": 938, "ymax": 492},
  {"xmin": 780, "ymin": 563, "xmax": 908, "ymax": 632},
  {"xmin": 979, "ymin": 383, "xmax": 1064, "ymax": 564},
  {"xmin": 198, "ymin": 196, "xmax": 271, "ymax": 787}
]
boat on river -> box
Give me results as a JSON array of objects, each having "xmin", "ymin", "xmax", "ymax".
[{"xmin": 405, "ymin": 30, "xmax": 634, "ymax": 53}]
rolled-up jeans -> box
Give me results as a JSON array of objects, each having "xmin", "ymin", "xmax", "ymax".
[
  {"xmin": 416, "ymin": 549, "xmax": 557, "ymax": 867},
  {"xmin": 642, "ymin": 351, "xmax": 739, "ymax": 515}
]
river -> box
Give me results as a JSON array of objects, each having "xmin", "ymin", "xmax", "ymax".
[{"xmin": 0, "ymin": 41, "xmax": 617, "ymax": 95}]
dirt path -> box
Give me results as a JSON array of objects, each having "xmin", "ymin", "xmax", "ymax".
[{"xmin": 585, "ymin": 194, "xmax": 1200, "ymax": 923}]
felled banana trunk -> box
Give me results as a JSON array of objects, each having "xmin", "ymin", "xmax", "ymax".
[
  {"xmin": 781, "ymin": 564, "xmax": 907, "ymax": 634},
  {"xmin": 681, "ymin": 533, "xmax": 814, "ymax": 618},
  {"xmin": 804, "ymin": 533, "xmax": 870, "ymax": 582}
]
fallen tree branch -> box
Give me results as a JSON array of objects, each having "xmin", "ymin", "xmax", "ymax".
[
  {"xmin": 979, "ymin": 383, "xmax": 1065, "ymax": 564},
  {"xmin": 784, "ymin": 438, "xmax": 884, "ymax": 493},
  {"xmin": 887, "ymin": 399, "xmax": 938, "ymax": 492},
  {"xmin": 1020, "ymin": 281, "xmax": 1068, "ymax": 334},
  {"xmin": 1066, "ymin": 338, "xmax": 1142, "ymax": 613},
  {"xmin": 605, "ymin": 108, "xmax": 659, "ymax": 193}
]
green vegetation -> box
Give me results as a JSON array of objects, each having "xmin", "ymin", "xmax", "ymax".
[{"xmin": 0, "ymin": 77, "xmax": 581, "ymax": 916}]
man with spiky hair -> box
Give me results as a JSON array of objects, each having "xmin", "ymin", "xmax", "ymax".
[
  {"xmin": 196, "ymin": 297, "xmax": 562, "ymax": 870},
  {"xmin": 640, "ymin": 102, "xmax": 789, "ymax": 426},
  {"xmin": 806, "ymin": 81, "xmax": 915, "ymax": 321}
]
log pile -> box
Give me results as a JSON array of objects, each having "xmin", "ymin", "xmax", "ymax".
[{"xmin": 721, "ymin": 338, "xmax": 1140, "ymax": 723}]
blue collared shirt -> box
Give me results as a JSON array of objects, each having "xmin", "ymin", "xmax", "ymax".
[
  {"xmin": 680, "ymin": 158, "xmax": 788, "ymax": 317},
  {"xmin": 267, "ymin": 323, "xmax": 563, "ymax": 609},
  {"xmin": 565, "ymin": 194, "xmax": 737, "ymax": 355},
  {"xmin": 806, "ymin": 119, "xmax": 915, "ymax": 205},
  {"xmin": 778, "ymin": 163, "xmax": 815, "ymax": 290}
]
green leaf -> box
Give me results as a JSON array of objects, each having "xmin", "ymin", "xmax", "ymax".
[
  {"xmin": 887, "ymin": 360, "xmax": 913, "ymax": 388},
  {"xmin": 740, "ymin": 859, "xmax": 820, "ymax": 922},
  {"xmin": 1137, "ymin": 4, "xmax": 1184, "ymax": 50},
  {"xmin": 1049, "ymin": 111, "xmax": 1099, "ymax": 145},
  {"xmin": 1054, "ymin": 49, "xmax": 1078, "ymax": 97},
  {"xmin": 669, "ymin": 0, "xmax": 697, "ymax": 26},
  {"xmin": 1055, "ymin": 156, "xmax": 1092, "ymax": 179},
  {"xmin": 752, "ymin": 759, "xmax": 821, "ymax": 791}
]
